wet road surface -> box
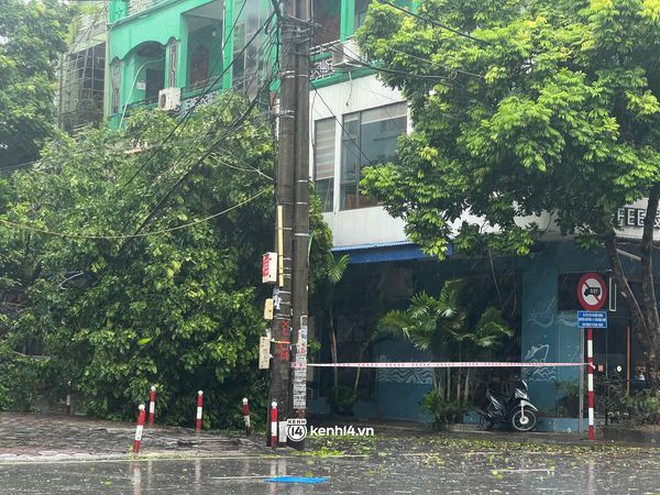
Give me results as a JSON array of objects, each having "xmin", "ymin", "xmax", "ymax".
[{"xmin": 1, "ymin": 444, "xmax": 659, "ymax": 494}]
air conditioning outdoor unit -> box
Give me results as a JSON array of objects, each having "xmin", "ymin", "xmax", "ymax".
[
  {"xmin": 332, "ymin": 38, "xmax": 360, "ymax": 69},
  {"xmin": 158, "ymin": 87, "xmax": 181, "ymax": 111}
]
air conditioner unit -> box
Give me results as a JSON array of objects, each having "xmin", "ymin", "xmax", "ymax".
[
  {"xmin": 158, "ymin": 87, "xmax": 181, "ymax": 111},
  {"xmin": 332, "ymin": 38, "xmax": 360, "ymax": 69}
]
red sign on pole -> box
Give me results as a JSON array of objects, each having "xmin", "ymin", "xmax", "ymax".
[
  {"xmin": 262, "ymin": 252, "xmax": 277, "ymax": 284},
  {"xmin": 577, "ymin": 272, "xmax": 607, "ymax": 311}
]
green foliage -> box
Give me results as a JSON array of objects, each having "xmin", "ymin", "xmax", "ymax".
[
  {"xmin": 421, "ymin": 386, "xmax": 470, "ymax": 429},
  {"xmin": 624, "ymin": 390, "xmax": 660, "ymax": 425},
  {"xmin": 357, "ymin": 0, "xmax": 660, "ymax": 258},
  {"xmin": 378, "ymin": 279, "xmax": 514, "ymax": 423},
  {"xmin": 308, "ymin": 190, "xmax": 336, "ymax": 297},
  {"xmin": 327, "ymin": 385, "xmax": 358, "ymax": 415},
  {"xmin": 0, "ymin": 0, "xmax": 74, "ymax": 168},
  {"xmin": 597, "ymin": 377, "xmax": 660, "ymax": 425},
  {"xmin": 378, "ymin": 280, "xmax": 513, "ymax": 360},
  {"xmin": 0, "ymin": 346, "xmax": 43, "ymax": 412},
  {"xmin": 0, "ymin": 94, "xmax": 330, "ymax": 427}
]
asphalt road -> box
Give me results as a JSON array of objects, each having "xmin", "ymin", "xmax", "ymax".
[
  {"xmin": 1, "ymin": 443, "xmax": 659, "ymax": 494},
  {"xmin": 0, "ymin": 413, "xmax": 659, "ymax": 494}
]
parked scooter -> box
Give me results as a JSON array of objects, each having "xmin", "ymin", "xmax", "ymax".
[{"xmin": 477, "ymin": 378, "xmax": 539, "ymax": 432}]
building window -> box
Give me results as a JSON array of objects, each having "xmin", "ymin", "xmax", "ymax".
[
  {"xmin": 189, "ymin": 45, "xmax": 209, "ymax": 88},
  {"xmin": 354, "ymin": 0, "xmax": 411, "ymax": 33},
  {"xmin": 111, "ymin": 59, "xmax": 121, "ymax": 114},
  {"xmin": 168, "ymin": 40, "xmax": 178, "ymax": 88},
  {"xmin": 340, "ymin": 102, "xmax": 407, "ymax": 210},
  {"xmin": 314, "ymin": 118, "xmax": 336, "ymax": 212},
  {"xmin": 312, "ymin": 0, "xmax": 340, "ymax": 46},
  {"xmin": 355, "ymin": 0, "xmax": 370, "ymax": 30}
]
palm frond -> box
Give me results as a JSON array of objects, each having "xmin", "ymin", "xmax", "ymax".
[{"xmin": 326, "ymin": 254, "xmax": 350, "ymax": 285}]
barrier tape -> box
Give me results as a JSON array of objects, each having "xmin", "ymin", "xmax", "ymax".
[{"xmin": 307, "ymin": 361, "xmax": 584, "ymax": 369}]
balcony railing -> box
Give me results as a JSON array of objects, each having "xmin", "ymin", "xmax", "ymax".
[
  {"xmin": 127, "ymin": 0, "xmax": 168, "ymax": 17},
  {"xmin": 310, "ymin": 40, "xmax": 339, "ymax": 81}
]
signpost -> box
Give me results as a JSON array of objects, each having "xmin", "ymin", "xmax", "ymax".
[{"xmin": 577, "ymin": 272, "xmax": 606, "ymax": 441}]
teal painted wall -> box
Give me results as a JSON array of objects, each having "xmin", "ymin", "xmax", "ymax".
[{"xmin": 520, "ymin": 241, "xmax": 638, "ymax": 414}]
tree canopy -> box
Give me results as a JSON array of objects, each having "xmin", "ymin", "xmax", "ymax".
[
  {"xmin": 0, "ymin": 95, "xmax": 331, "ymax": 424},
  {"xmin": 0, "ymin": 0, "xmax": 73, "ymax": 170},
  {"xmin": 358, "ymin": 0, "xmax": 660, "ymax": 362}
]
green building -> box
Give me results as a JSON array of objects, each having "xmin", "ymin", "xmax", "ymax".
[
  {"xmin": 104, "ymin": 0, "xmax": 650, "ymax": 432},
  {"xmin": 105, "ymin": 1, "xmax": 416, "ymax": 125}
]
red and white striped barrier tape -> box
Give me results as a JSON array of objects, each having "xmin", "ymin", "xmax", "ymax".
[{"xmin": 305, "ymin": 361, "xmax": 584, "ymax": 369}]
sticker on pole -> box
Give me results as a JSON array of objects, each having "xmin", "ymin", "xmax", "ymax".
[{"xmin": 577, "ymin": 273, "xmax": 607, "ymax": 311}]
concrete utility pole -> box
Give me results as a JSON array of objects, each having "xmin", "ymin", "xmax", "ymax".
[{"xmin": 268, "ymin": 0, "xmax": 311, "ymax": 449}]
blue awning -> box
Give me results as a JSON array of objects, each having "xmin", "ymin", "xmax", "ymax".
[{"xmin": 332, "ymin": 241, "xmax": 451, "ymax": 264}]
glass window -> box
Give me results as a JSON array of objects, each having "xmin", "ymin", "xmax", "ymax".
[
  {"xmin": 355, "ymin": 0, "xmax": 370, "ymax": 30},
  {"xmin": 354, "ymin": 0, "xmax": 411, "ymax": 33},
  {"xmin": 189, "ymin": 45, "xmax": 209, "ymax": 88},
  {"xmin": 168, "ymin": 40, "xmax": 178, "ymax": 88},
  {"xmin": 313, "ymin": 0, "xmax": 340, "ymax": 46},
  {"xmin": 340, "ymin": 103, "xmax": 407, "ymax": 210},
  {"xmin": 314, "ymin": 118, "xmax": 336, "ymax": 212},
  {"xmin": 111, "ymin": 59, "xmax": 121, "ymax": 114}
]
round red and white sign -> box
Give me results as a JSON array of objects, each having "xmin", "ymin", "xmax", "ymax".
[{"xmin": 577, "ymin": 273, "xmax": 607, "ymax": 311}]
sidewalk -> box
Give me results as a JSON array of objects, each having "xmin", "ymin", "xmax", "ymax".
[{"xmin": 0, "ymin": 412, "xmax": 259, "ymax": 461}]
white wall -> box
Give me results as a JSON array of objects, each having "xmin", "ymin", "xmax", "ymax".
[{"xmin": 310, "ymin": 75, "xmax": 409, "ymax": 247}]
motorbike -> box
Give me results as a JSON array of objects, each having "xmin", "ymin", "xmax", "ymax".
[{"xmin": 477, "ymin": 378, "xmax": 539, "ymax": 432}]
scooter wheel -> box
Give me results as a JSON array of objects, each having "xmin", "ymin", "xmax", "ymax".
[{"xmin": 511, "ymin": 408, "xmax": 537, "ymax": 432}]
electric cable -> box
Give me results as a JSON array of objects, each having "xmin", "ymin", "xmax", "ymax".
[
  {"xmin": 377, "ymin": 0, "xmax": 492, "ymax": 45},
  {"xmin": 0, "ymin": 188, "xmax": 270, "ymax": 240},
  {"xmin": 122, "ymin": 71, "xmax": 279, "ymax": 242}
]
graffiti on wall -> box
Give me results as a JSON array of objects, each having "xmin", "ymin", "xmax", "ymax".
[{"xmin": 523, "ymin": 344, "xmax": 556, "ymax": 382}]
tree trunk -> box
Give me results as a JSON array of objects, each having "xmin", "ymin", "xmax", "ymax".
[
  {"xmin": 604, "ymin": 193, "xmax": 660, "ymax": 387},
  {"xmin": 463, "ymin": 368, "xmax": 471, "ymax": 404},
  {"xmin": 640, "ymin": 185, "xmax": 660, "ymax": 379},
  {"xmin": 353, "ymin": 345, "xmax": 366, "ymax": 395}
]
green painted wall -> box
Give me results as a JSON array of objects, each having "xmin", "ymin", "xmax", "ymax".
[{"xmin": 106, "ymin": 0, "xmax": 411, "ymax": 122}]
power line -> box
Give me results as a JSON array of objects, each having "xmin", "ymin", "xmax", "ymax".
[
  {"xmin": 0, "ymin": 188, "xmax": 270, "ymax": 240},
  {"xmin": 384, "ymin": 45, "xmax": 484, "ymax": 79},
  {"xmin": 326, "ymin": 43, "xmax": 454, "ymax": 84},
  {"xmin": 123, "ymin": 72, "xmax": 279, "ymax": 242},
  {"xmin": 377, "ymin": 0, "xmax": 492, "ymax": 45},
  {"xmin": 121, "ymin": 30, "xmax": 278, "ymax": 212}
]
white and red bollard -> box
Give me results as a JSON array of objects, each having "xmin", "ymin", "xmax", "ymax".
[
  {"xmin": 587, "ymin": 328, "xmax": 595, "ymax": 441},
  {"xmin": 65, "ymin": 381, "xmax": 72, "ymax": 416},
  {"xmin": 196, "ymin": 390, "xmax": 204, "ymax": 432},
  {"xmin": 242, "ymin": 398, "xmax": 251, "ymax": 437},
  {"xmin": 270, "ymin": 400, "xmax": 278, "ymax": 449},
  {"xmin": 133, "ymin": 404, "xmax": 146, "ymax": 453},
  {"xmin": 149, "ymin": 386, "xmax": 156, "ymax": 426}
]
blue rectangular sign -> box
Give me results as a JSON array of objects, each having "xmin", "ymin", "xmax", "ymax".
[{"xmin": 577, "ymin": 311, "xmax": 608, "ymax": 329}]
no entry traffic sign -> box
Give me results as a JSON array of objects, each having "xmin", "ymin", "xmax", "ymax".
[{"xmin": 577, "ymin": 273, "xmax": 607, "ymax": 311}]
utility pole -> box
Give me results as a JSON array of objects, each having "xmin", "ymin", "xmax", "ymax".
[{"xmin": 268, "ymin": 0, "xmax": 311, "ymax": 449}]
